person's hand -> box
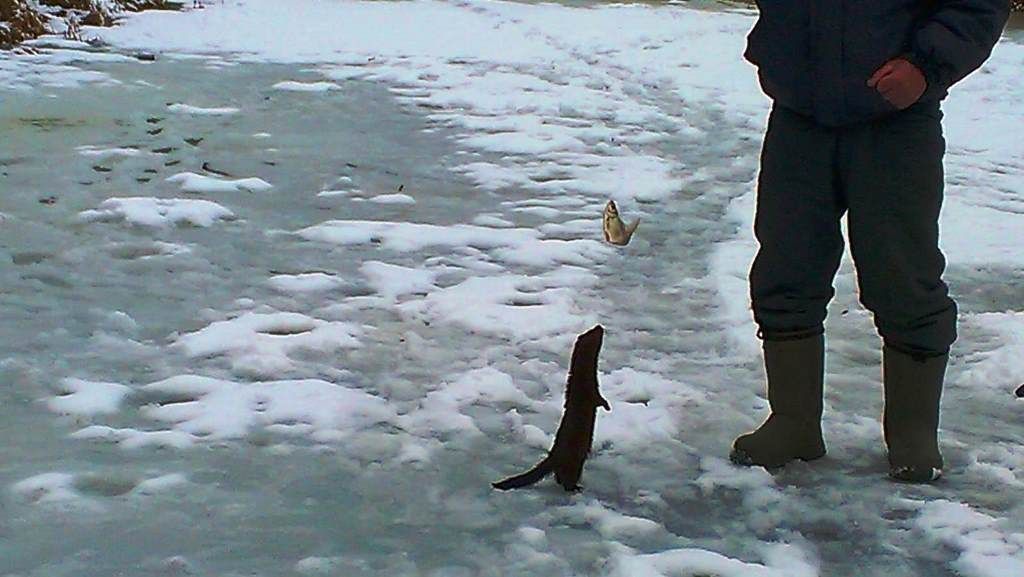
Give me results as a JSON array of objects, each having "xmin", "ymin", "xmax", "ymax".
[{"xmin": 867, "ymin": 58, "xmax": 927, "ymax": 110}]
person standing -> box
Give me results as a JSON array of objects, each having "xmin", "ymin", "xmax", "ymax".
[{"xmin": 731, "ymin": 1, "xmax": 1010, "ymax": 482}]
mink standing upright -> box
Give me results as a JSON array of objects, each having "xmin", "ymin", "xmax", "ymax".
[{"xmin": 493, "ymin": 325, "xmax": 610, "ymax": 492}]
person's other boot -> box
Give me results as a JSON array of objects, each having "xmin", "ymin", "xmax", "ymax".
[
  {"xmin": 731, "ymin": 333, "xmax": 826, "ymax": 468},
  {"xmin": 883, "ymin": 345, "xmax": 946, "ymax": 483}
]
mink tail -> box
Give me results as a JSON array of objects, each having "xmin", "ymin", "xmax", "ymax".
[{"xmin": 492, "ymin": 458, "xmax": 553, "ymax": 491}]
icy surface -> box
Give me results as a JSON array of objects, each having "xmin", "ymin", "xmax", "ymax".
[
  {"xmin": 1, "ymin": 1, "xmax": 1022, "ymax": 576},
  {"xmin": 900, "ymin": 498, "xmax": 1024, "ymax": 577}
]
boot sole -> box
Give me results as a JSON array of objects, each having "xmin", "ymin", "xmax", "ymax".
[
  {"xmin": 729, "ymin": 446, "xmax": 826, "ymax": 469},
  {"xmin": 889, "ymin": 465, "xmax": 942, "ymax": 483}
]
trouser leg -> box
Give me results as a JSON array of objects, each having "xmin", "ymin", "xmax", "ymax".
[
  {"xmin": 750, "ymin": 106, "xmax": 846, "ymax": 337},
  {"xmin": 841, "ymin": 105, "xmax": 957, "ymax": 356}
]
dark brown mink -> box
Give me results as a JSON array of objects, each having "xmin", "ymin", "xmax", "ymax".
[{"xmin": 493, "ymin": 325, "xmax": 610, "ymax": 492}]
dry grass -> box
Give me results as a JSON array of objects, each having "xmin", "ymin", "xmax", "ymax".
[
  {"xmin": 0, "ymin": 1, "xmax": 48, "ymax": 47},
  {"xmin": 1, "ymin": 0, "xmax": 176, "ymax": 48}
]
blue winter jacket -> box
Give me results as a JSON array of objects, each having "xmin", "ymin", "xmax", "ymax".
[{"xmin": 744, "ymin": 1, "xmax": 1011, "ymax": 126}]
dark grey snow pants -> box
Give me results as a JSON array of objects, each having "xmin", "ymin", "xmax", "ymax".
[{"xmin": 749, "ymin": 104, "xmax": 957, "ymax": 356}]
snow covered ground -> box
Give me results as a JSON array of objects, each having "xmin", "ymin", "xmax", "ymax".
[{"xmin": 1, "ymin": 1, "xmax": 1022, "ymax": 576}]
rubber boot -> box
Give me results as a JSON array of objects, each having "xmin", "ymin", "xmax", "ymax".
[
  {"xmin": 730, "ymin": 333, "xmax": 827, "ymax": 468},
  {"xmin": 883, "ymin": 345, "xmax": 946, "ymax": 483}
]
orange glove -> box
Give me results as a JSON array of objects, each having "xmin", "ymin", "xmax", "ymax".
[{"xmin": 867, "ymin": 58, "xmax": 928, "ymax": 110}]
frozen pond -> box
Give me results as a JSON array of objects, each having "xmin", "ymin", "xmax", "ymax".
[{"xmin": 2, "ymin": 2, "xmax": 1023, "ymax": 576}]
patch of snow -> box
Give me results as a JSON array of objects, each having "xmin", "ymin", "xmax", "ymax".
[
  {"xmin": 268, "ymin": 272, "xmax": 346, "ymax": 294},
  {"xmin": 960, "ymin": 311, "xmax": 1024, "ymax": 394},
  {"xmin": 70, "ymin": 425, "xmax": 197, "ymax": 450},
  {"xmin": 316, "ymin": 189, "xmax": 355, "ymax": 198},
  {"xmin": 11, "ymin": 472, "xmax": 80, "ymax": 504},
  {"xmin": 167, "ymin": 103, "xmax": 240, "ymax": 115},
  {"xmin": 75, "ymin": 145, "xmax": 147, "ymax": 158},
  {"xmin": 167, "ymin": 172, "xmax": 273, "ymax": 193},
  {"xmin": 397, "ymin": 273, "xmax": 593, "ymax": 341},
  {"xmin": 174, "ymin": 312, "xmax": 362, "ymax": 379},
  {"xmin": 141, "ymin": 374, "xmax": 397, "ymax": 442},
  {"xmin": 472, "ymin": 214, "xmax": 514, "ymax": 228},
  {"xmin": 606, "ymin": 541, "xmax": 818, "ymax": 577},
  {"xmin": 595, "ymin": 368, "xmax": 706, "ymax": 448},
  {"xmin": 132, "ymin": 473, "xmax": 189, "ymax": 495},
  {"xmin": 558, "ymin": 500, "xmax": 662, "ymax": 541},
  {"xmin": 47, "ymin": 377, "xmax": 131, "ymax": 417},
  {"xmin": 402, "ymin": 367, "xmax": 535, "ymax": 437},
  {"xmin": 368, "ymin": 193, "xmax": 416, "ymax": 205},
  {"xmin": 359, "ymin": 261, "xmax": 437, "ymax": 302},
  {"xmin": 904, "ymin": 499, "xmax": 1024, "ymax": 577},
  {"xmin": 297, "ymin": 219, "xmax": 610, "ymax": 268},
  {"xmin": 79, "ymin": 197, "xmax": 235, "ymax": 228},
  {"xmin": 273, "ymin": 80, "xmax": 340, "ymax": 92}
]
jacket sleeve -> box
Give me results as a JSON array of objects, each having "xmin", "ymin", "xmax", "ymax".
[{"xmin": 905, "ymin": 0, "xmax": 1010, "ymax": 99}]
